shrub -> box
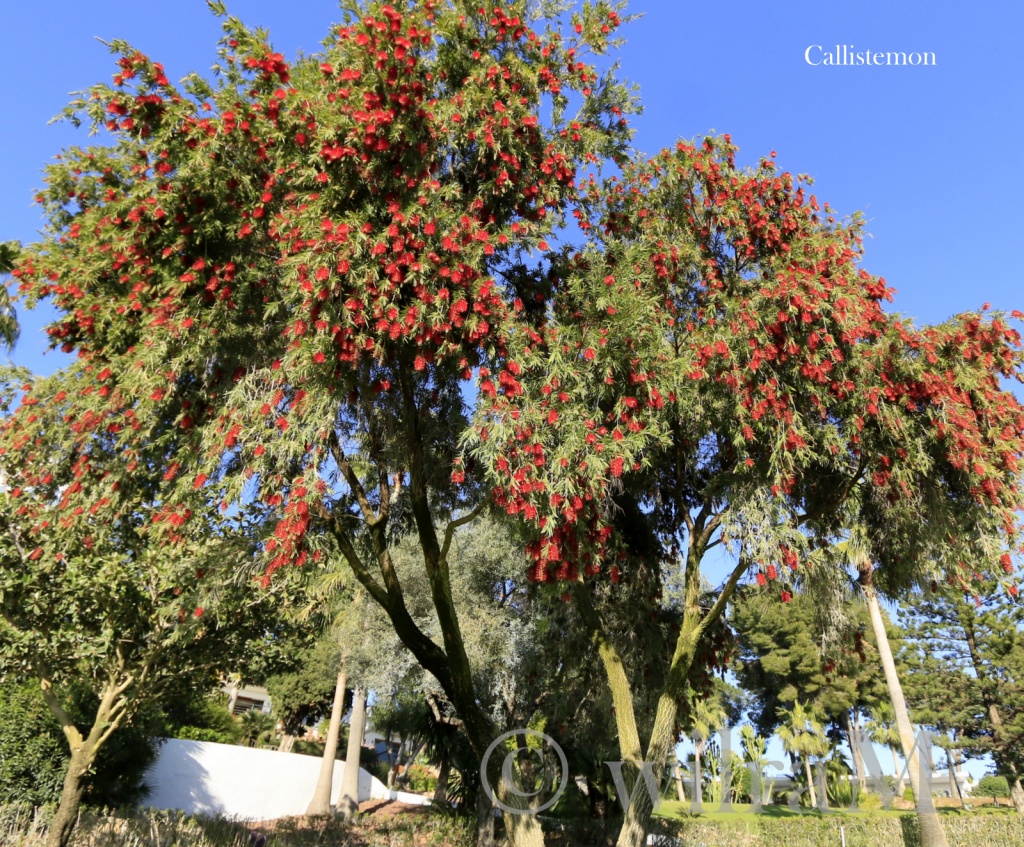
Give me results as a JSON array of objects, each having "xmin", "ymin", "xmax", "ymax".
[
  {"xmin": 403, "ymin": 762, "xmax": 438, "ymax": 795},
  {"xmin": 975, "ymin": 775, "xmax": 1011, "ymax": 798},
  {"xmin": 0, "ymin": 678, "xmax": 160, "ymax": 808},
  {"xmin": 0, "ymin": 682, "xmax": 67, "ymax": 806},
  {"xmin": 160, "ymin": 692, "xmax": 243, "ymax": 746}
]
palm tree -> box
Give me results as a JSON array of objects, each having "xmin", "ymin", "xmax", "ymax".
[
  {"xmin": 740, "ymin": 724, "xmax": 772, "ymax": 807},
  {"xmin": 683, "ymin": 694, "xmax": 727, "ymax": 807},
  {"xmin": 776, "ymin": 701, "xmax": 829, "ymax": 808},
  {"xmin": 239, "ymin": 709, "xmax": 276, "ymax": 747},
  {"xmin": 841, "ymin": 527, "xmax": 950, "ymax": 847},
  {"xmin": 296, "ymin": 560, "xmax": 365, "ymax": 817}
]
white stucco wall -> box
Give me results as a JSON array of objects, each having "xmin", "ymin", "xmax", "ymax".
[{"xmin": 144, "ymin": 738, "xmax": 430, "ymax": 821}]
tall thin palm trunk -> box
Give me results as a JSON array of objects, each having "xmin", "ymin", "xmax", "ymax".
[
  {"xmin": 306, "ymin": 667, "xmax": 347, "ymax": 816},
  {"xmin": 803, "ymin": 755, "xmax": 818, "ymax": 808},
  {"xmin": 337, "ymin": 686, "xmax": 367, "ymax": 817},
  {"xmin": 861, "ymin": 566, "xmax": 949, "ymax": 847}
]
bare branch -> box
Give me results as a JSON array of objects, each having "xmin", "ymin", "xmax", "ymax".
[
  {"xmin": 439, "ymin": 495, "xmax": 492, "ymax": 567},
  {"xmin": 697, "ymin": 556, "xmax": 750, "ymax": 638}
]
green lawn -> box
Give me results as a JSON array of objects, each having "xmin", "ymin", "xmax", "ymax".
[{"xmin": 657, "ymin": 799, "xmax": 917, "ymax": 822}]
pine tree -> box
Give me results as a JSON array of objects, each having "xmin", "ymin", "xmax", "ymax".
[{"xmin": 902, "ymin": 582, "xmax": 1024, "ymax": 813}]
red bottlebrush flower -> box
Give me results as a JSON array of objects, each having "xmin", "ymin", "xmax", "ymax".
[
  {"xmin": 583, "ymin": 348, "xmax": 596, "ymax": 361},
  {"xmin": 451, "ymin": 470, "xmax": 465, "ymax": 484},
  {"xmin": 1010, "ymin": 585, "xmax": 1019, "ymax": 597},
  {"xmin": 780, "ymin": 590, "xmax": 792, "ymax": 603},
  {"xmin": 193, "ymin": 474, "xmax": 208, "ymax": 489},
  {"xmin": 313, "ymin": 351, "xmax": 326, "ymax": 364},
  {"xmin": 766, "ymin": 564, "xmax": 778, "ymax": 580},
  {"xmin": 1001, "ymin": 553, "xmax": 1014, "ymax": 574},
  {"xmin": 610, "ymin": 566, "xmax": 621, "ymax": 583},
  {"xmin": 610, "ymin": 457, "xmax": 624, "ymax": 477},
  {"xmin": 755, "ymin": 572, "xmax": 767, "ymax": 587},
  {"xmin": 194, "ymin": 607, "xmax": 204, "ymax": 618}
]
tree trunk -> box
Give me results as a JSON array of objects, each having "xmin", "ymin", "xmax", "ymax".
[
  {"xmin": 40, "ymin": 676, "xmax": 129, "ymax": 847},
  {"xmin": 862, "ymin": 568, "xmax": 949, "ymax": 847},
  {"xmin": 46, "ymin": 749, "xmax": 90, "ymax": 847},
  {"xmin": 337, "ymin": 686, "xmax": 367, "ymax": 817},
  {"xmin": 804, "ymin": 755, "xmax": 818, "ymax": 808},
  {"xmin": 891, "ymin": 746, "xmax": 906, "ymax": 797},
  {"xmin": 306, "ymin": 668, "xmax": 347, "ymax": 816},
  {"xmin": 475, "ymin": 787, "xmax": 496, "ymax": 847},
  {"xmin": 433, "ymin": 755, "xmax": 451, "ymax": 805},
  {"xmin": 673, "ymin": 762, "xmax": 686, "ymax": 803},
  {"xmin": 844, "ymin": 710, "xmax": 867, "ymax": 791},
  {"xmin": 585, "ymin": 542, "xmax": 747, "ymax": 847},
  {"xmin": 1010, "ymin": 778, "xmax": 1024, "ymax": 815}
]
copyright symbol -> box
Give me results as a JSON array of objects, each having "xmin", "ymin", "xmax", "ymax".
[{"xmin": 480, "ymin": 729, "xmax": 569, "ymax": 815}]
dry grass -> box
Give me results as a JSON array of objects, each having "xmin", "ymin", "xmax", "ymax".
[{"xmin": 0, "ymin": 804, "xmax": 474, "ymax": 847}]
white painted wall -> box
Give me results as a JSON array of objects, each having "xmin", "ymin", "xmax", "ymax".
[{"xmin": 144, "ymin": 738, "xmax": 430, "ymax": 822}]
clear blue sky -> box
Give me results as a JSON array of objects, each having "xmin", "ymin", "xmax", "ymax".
[{"xmin": 2, "ymin": 0, "xmax": 1017, "ymax": 783}]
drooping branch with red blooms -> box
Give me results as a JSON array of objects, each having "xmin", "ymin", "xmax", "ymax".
[{"xmin": 464, "ymin": 135, "xmax": 1024, "ymax": 847}]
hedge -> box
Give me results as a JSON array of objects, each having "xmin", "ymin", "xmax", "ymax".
[{"xmin": 659, "ymin": 813, "xmax": 1024, "ymax": 847}]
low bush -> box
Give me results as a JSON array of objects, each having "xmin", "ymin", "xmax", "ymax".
[{"xmin": 974, "ymin": 775, "xmax": 1010, "ymax": 799}]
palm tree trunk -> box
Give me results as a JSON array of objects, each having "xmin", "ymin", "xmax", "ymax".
[
  {"xmin": 861, "ymin": 567, "xmax": 949, "ymax": 847},
  {"xmin": 337, "ymin": 686, "xmax": 367, "ymax": 817},
  {"xmin": 891, "ymin": 746, "xmax": 906, "ymax": 797},
  {"xmin": 804, "ymin": 756, "xmax": 817, "ymax": 808},
  {"xmin": 673, "ymin": 762, "xmax": 686, "ymax": 803},
  {"xmin": 306, "ymin": 668, "xmax": 347, "ymax": 816}
]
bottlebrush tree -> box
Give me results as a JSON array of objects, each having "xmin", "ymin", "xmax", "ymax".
[
  {"xmin": 5, "ymin": 2, "xmax": 635, "ymax": 845},
  {"xmin": 0, "ymin": 363, "xmax": 294, "ymax": 847},
  {"xmin": 464, "ymin": 136, "xmax": 1024, "ymax": 847}
]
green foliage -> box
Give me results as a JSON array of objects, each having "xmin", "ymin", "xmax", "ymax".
[
  {"xmin": 658, "ymin": 811, "xmax": 1024, "ymax": 847},
  {"xmin": 160, "ymin": 692, "xmax": 243, "ymax": 745},
  {"xmin": 264, "ymin": 636, "xmax": 345, "ymax": 736},
  {"xmin": 731, "ymin": 588, "xmax": 889, "ymax": 737},
  {"xmin": 0, "ymin": 681, "xmax": 68, "ymax": 806},
  {"xmin": 901, "ymin": 581, "xmax": 1024, "ymax": 780},
  {"xmin": 0, "ymin": 805, "xmax": 479, "ymax": 847},
  {"xmin": 403, "ymin": 762, "xmax": 438, "ymax": 794},
  {"xmin": 0, "ymin": 241, "xmax": 19, "ymax": 351},
  {"xmin": 974, "ymin": 775, "xmax": 1010, "ymax": 798},
  {"xmin": 0, "ymin": 678, "xmax": 159, "ymax": 808}
]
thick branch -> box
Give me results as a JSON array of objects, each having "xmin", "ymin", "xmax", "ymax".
[{"xmin": 329, "ymin": 431, "xmax": 379, "ymax": 525}]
